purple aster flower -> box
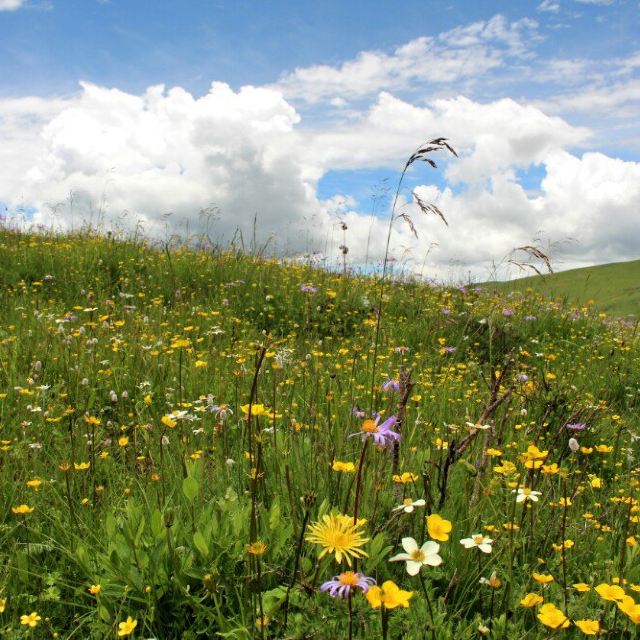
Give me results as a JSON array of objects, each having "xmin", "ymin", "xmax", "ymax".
[
  {"xmin": 444, "ymin": 346, "xmax": 457, "ymax": 354},
  {"xmin": 320, "ymin": 571, "xmax": 375, "ymax": 598},
  {"xmin": 517, "ymin": 374, "xmax": 529, "ymax": 382},
  {"xmin": 566, "ymin": 422, "xmax": 587, "ymax": 431},
  {"xmin": 502, "ymin": 308, "xmax": 514, "ymax": 317},
  {"xmin": 524, "ymin": 315, "xmax": 537, "ymax": 321},
  {"xmin": 351, "ymin": 406, "xmax": 365, "ymax": 419},
  {"xmin": 300, "ymin": 284, "xmax": 317, "ymax": 294},
  {"xmin": 349, "ymin": 413, "xmax": 400, "ymax": 448},
  {"xmin": 381, "ymin": 378, "xmax": 400, "ymax": 393}
]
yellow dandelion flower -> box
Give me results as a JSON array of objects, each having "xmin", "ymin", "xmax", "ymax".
[{"xmin": 305, "ymin": 513, "xmax": 369, "ymax": 566}]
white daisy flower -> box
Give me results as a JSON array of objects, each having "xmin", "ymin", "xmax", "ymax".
[
  {"xmin": 392, "ymin": 498, "xmax": 427, "ymax": 514},
  {"xmin": 389, "ymin": 537, "xmax": 442, "ymax": 575},
  {"xmin": 460, "ymin": 534, "xmax": 493, "ymax": 554},
  {"xmin": 513, "ymin": 487, "xmax": 542, "ymax": 503}
]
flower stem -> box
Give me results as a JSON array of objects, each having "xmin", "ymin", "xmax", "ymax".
[
  {"xmin": 419, "ymin": 573, "xmax": 436, "ymax": 640},
  {"xmin": 381, "ymin": 604, "xmax": 389, "ymax": 640},
  {"xmin": 353, "ymin": 438, "xmax": 370, "ymax": 525}
]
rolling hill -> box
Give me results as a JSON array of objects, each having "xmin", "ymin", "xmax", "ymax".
[{"xmin": 484, "ymin": 259, "xmax": 640, "ymax": 317}]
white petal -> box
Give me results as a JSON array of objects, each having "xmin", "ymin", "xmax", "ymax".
[
  {"xmin": 401, "ymin": 537, "xmax": 418, "ymax": 554},
  {"xmin": 421, "ymin": 541, "xmax": 440, "ymax": 556},
  {"xmin": 389, "ymin": 553, "xmax": 411, "ymax": 563},
  {"xmin": 425, "ymin": 553, "xmax": 443, "ymax": 567},
  {"xmin": 413, "ymin": 499, "xmax": 426, "ymax": 507},
  {"xmin": 404, "ymin": 505, "xmax": 414, "ymax": 513},
  {"xmin": 406, "ymin": 561, "xmax": 422, "ymax": 576},
  {"xmin": 460, "ymin": 538, "xmax": 474, "ymax": 548},
  {"xmin": 479, "ymin": 543, "xmax": 493, "ymax": 553}
]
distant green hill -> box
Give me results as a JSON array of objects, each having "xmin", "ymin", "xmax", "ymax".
[{"xmin": 484, "ymin": 259, "xmax": 640, "ymax": 317}]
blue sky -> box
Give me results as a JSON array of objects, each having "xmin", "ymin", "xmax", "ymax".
[
  {"xmin": 1, "ymin": 0, "xmax": 639, "ymax": 280},
  {"xmin": 2, "ymin": 0, "xmax": 637, "ymax": 99}
]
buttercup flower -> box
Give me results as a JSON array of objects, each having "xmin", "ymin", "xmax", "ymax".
[
  {"xmin": 595, "ymin": 583, "xmax": 626, "ymax": 601},
  {"xmin": 427, "ymin": 514, "xmax": 452, "ymax": 542},
  {"xmin": 574, "ymin": 619, "xmax": 600, "ymax": 635},
  {"xmin": 537, "ymin": 603, "xmax": 569, "ymax": 629},
  {"xmin": 532, "ymin": 572, "xmax": 554, "ymax": 584},
  {"xmin": 366, "ymin": 580, "xmax": 413, "ymax": 609},
  {"xmin": 117, "ymin": 616, "xmax": 138, "ymax": 637},
  {"xmin": 12, "ymin": 504, "xmax": 34, "ymax": 515},
  {"xmin": 520, "ymin": 593, "xmax": 544, "ymax": 607},
  {"xmin": 20, "ymin": 612, "xmax": 42, "ymax": 628}
]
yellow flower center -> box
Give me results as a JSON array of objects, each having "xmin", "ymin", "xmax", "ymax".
[
  {"xmin": 410, "ymin": 549, "xmax": 425, "ymax": 561},
  {"xmin": 473, "ymin": 535, "xmax": 484, "ymax": 544},
  {"xmin": 332, "ymin": 532, "xmax": 348, "ymax": 547},
  {"xmin": 338, "ymin": 571, "xmax": 359, "ymax": 586},
  {"xmin": 361, "ymin": 419, "xmax": 378, "ymax": 434},
  {"xmin": 403, "ymin": 498, "xmax": 413, "ymax": 505}
]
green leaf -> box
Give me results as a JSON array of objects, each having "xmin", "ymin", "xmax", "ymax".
[
  {"xmin": 182, "ymin": 476, "xmax": 200, "ymax": 503},
  {"xmin": 193, "ymin": 530, "xmax": 209, "ymax": 558},
  {"xmin": 105, "ymin": 513, "xmax": 117, "ymax": 539},
  {"xmin": 150, "ymin": 509, "xmax": 163, "ymax": 538},
  {"xmin": 268, "ymin": 499, "xmax": 281, "ymax": 531}
]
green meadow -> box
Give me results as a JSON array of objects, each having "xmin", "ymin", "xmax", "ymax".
[
  {"xmin": 486, "ymin": 259, "xmax": 640, "ymax": 318},
  {"xmin": 1, "ymin": 228, "xmax": 639, "ymax": 639}
]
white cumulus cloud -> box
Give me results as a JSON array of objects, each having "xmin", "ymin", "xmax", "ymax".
[
  {"xmin": 275, "ymin": 15, "xmax": 539, "ymax": 104},
  {"xmin": 0, "ymin": 0, "xmax": 26, "ymax": 10},
  {"xmin": 3, "ymin": 82, "xmax": 327, "ymax": 254},
  {"xmin": 1, "ymin": 48, "xmax": 639, "ymax": 281}
]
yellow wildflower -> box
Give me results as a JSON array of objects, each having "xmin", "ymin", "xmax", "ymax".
[{"xmin": 366, "ymin": 580, "xmax": 413, "ymax": 609}]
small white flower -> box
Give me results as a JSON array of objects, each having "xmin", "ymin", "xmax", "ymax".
[
  {"xmin": 390, "ymin": 537, "xmax": 442, "ymax": 575},
  {"xmin": 513, "ymin": 487, "xmax": 542, "ymax": 503},
  {"xmin": 465, "ymin": 421, "xmax": 492, "ymax": 432},
  {"xmin": 568, "ymin": 437, "xmax": 580, "ymax": 452},
  {"xmin": 392, "ymin": 498, "xmax": 426, "ymax": 514},
  {"xmin": 460, "ymin": 534, "xmax": 493, "ymax": 554}
]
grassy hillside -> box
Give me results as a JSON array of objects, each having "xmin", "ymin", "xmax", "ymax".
[
  {"xmin": 1, "ymin": 228, "xmax": 639, "ymax": 639},
  {"xmin": 486, "ymin": 259, "xmax": 640, "ymax": 317}
]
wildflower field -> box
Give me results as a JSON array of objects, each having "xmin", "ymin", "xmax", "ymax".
[{"xmin": 1, "ymin": 228, "xmax": 639, "ymax": 639}]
